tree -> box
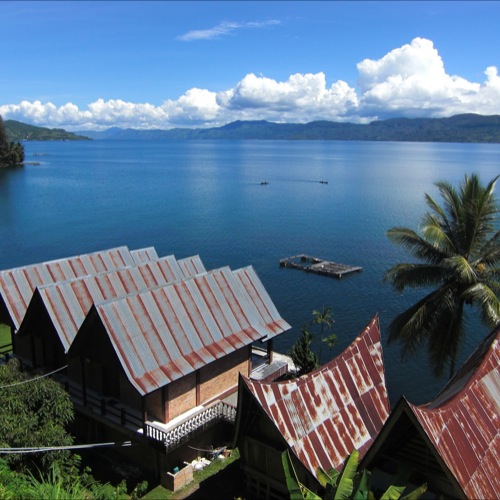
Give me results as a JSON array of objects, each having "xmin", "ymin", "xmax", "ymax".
[
  {"xmin": 0, "ymin": 359, "xmax": 75, "ymax": 475},
  {"xmin": 289, "ymin": 325, "xmax": 319, "ymax": 376},
  {"xmin": 0, "ymin": 115, "xmax": 24, "ymax": 167},
  {"xmin": 312, "ymin": 306, "xmax": 334, "ymax": 361},
  {"xmin": 384, "ymin": 174, "xmax": 500, "ymax": 378}
]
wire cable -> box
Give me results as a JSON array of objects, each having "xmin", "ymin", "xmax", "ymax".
[
  {"xmin": 0, "ymin": 364, "xmax": 68, "ymax": 389},
  {"xmin": 0, "ymin": 441, "xmax": 133, "ymax": 454}
]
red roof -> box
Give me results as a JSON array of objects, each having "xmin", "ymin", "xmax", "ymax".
[
  {"xmin": 240, "ymin": 315, "xmax": 390, "ymax": 479},
  {"xmin": 407, "ymin": 325, "xmax": 500, "ymax": 499}
]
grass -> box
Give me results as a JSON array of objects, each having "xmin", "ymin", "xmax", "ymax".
[
  {"xmin": 0, "ymin": 324, "xmax": 12, "ymax": 354},
  {"xmin": 142, "ymin": 449, "xmax": 242, "ymax": 500}
]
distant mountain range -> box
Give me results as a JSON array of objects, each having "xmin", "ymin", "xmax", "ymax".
[
  {"xmin": 78, "ymin": 114, "xmax": 500, "ymax": 143},
  {"xmin": 5, "ymin": 114, "xmax": 500, "ymax": 143}
]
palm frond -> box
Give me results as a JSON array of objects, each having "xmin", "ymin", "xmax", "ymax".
[
  {"xmin": 443, "ymin": 255, "xmax": 477, "ymax": 284},
  {"xmin": 476, "ymin": 230, "xmax": 500, "ymax": 266},
  {"xmin": 387, "ymin": 174, "xmax": 499, "ymax": 380},
  {"xmin": 427, "ymin": 298, "xmax": 465, "ymax": 377},
  {"xmin": 386, "ymin": 228, "xmax": 446, "ymax": 263},
  {"xmin": 462, "ymin": 283, "xmax": 500, "ymax": 327},
  {"xmin": 388, "ymin": 287, "xmax": 449, "ymax": 353},
  {"xmin": 384, "ymin": 263, "xmax": 450, "ymax": 292}
]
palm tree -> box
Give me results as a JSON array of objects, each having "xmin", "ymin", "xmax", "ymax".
[
  {"xmin": 312, "ymin": 306, "xmax": 334, "ymax": 361},
  {"xmin": 384, "ymin": 174, "xmax": 500, "ymax": 379}
]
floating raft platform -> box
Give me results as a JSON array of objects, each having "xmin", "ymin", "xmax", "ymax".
[{"xmin": 279, "ymin": 254, "xmax": 362, "ymax": 279}]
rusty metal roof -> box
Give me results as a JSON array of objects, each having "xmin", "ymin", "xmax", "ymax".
[
  {"xmin": 23, "ymin": 254, "xmax": 201, "ymax": 352},
  {"xmin": 240, "ymin": 315, "xmax": 390, "ymax": 480},
  {"xmin": 130, "ymin": 246, "xmax": 159, "ymax": 264},
  {"xmin": 177, "ymin": 255, "xmax": 206, "ymax": 277},
  {"xmin": 407, "ymin": 324, "xmax": 500, "ymax": 499},
  {"xmin": 74, "ymin": 265, "xmax": 291, "ymax": 396},
  {"xmin": 0, "ymin": 246, "xmax": 142, "ymax": 329}
]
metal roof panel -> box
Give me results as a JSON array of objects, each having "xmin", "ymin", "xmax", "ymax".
[
  {"xmin": 408, "ymin": 327, "xmax": 500, "ymax": 499},
  {"xmin": 240, "ymin": 315, "xmax": 389, "ymax": 480}
]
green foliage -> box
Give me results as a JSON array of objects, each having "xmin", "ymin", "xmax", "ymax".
[
  {"xmin": 0, "ymin": 116, "xmax": 25, "ymax": 167},
  {"xmin": 385, "ymin": 173, "xmax": 500, "ymax": 378},
  {"xmin": 0, "ymin": 457, "xmax": 142, "ymax": 500},
  {"xmin": 0, "ymin": 359, "xmax": 75, "ymax": 474},
  {"xmin": 289, "ymin": 325, "xmax": 319, "ymax": 376},
  {"xmin": 282, "ymin": 450, "xmax": 427, "ymax": 500},
  {"xmin": 0, "ymin": 324, "xmax": 12, "ymax": 356},
  {"xmin": 4, "ymin": 119, "xmax": 90, "ymax": 141},
  {"xmin": 312, "ymin": 306, "xmax": 335, "ymax": 361}
]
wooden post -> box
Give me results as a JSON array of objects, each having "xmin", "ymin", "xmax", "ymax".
[
  {"xmin": 196, "ymin": 370, "xmax": 201, "ymax": 406},
  {"xmin": 267, "ymin": 339, "xmax": 274, "ymax": 363}
]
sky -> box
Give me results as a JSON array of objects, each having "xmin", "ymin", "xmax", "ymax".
[{"xmin": 1, "ymin": 1, "xmax": 500, "ymax": 131}]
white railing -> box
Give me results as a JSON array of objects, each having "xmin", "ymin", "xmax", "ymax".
[{"xmin": 145, "ymin": 400, "xmax": 236, "ymax": 451}]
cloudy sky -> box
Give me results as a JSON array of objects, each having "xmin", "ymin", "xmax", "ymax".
[{"xmin": 1, "ymin": 1, "xmax": 499, "ymax": 131}]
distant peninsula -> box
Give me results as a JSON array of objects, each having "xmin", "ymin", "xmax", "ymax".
[
  {"xmin": 6, "ymin": 114, "xmax": 500, "ymax": 143},
  {"xmin": 5, "ymin": 120, "xmax": 91, "ymax": 141}
]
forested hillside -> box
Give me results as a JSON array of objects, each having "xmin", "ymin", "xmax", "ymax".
[{"xmin": 5, "ymin": 120, "xmax": 90, "ymax": 141}]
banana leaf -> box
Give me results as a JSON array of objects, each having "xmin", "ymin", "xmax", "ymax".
[
  {"xmin": 334, "ymin": 451, "xmax": 359, "ymax": 499},
  {"xmin": 400, "ymin": 483, "xmax": 427, "ymax": 500},
  {"xmin": 282, "ymin": 450, "xmax": 321, "ymax": 500},
  {"xmin": 353, "ymin": 469, "xmax": 371, "ymax": 500}
]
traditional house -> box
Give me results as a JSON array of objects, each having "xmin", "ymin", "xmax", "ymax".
[
  {"xmin": 14, "ymin": 254, "xmax": 206, "ymax": 370},
  {"xmin": 65, "ymin": 263, "xmax": 290, "ymax": 473},
  {"xmin": 361, "ymin": 323, "xmax": 500, "ymax": 499},
  {"xmin": 1, "ymin": 247, "xmax": 291, "ymax": 479},
  {"xmin": 233, "ymin": 315, "xmax": 390, "ymax": 499}
]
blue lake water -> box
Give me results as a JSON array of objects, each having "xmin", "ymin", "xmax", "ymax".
[{"xmin": 1, "ymin": 139, "xmax": 499, "ymax": 405}]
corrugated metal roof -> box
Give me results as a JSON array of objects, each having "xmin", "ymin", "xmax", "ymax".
[
  {"xmin": 0, "ymin": 246, "xmax": 140, "ymax": 329},
  {"xmin": 408, "ymin": 324, "xmax": 500, "ymax": 499},
  {"xmin": 26, "ymin": 255, "xmax": 197, "ymax": 351},
  {"xmin": 240, "ymin": 315, "xmax": 390, "ymax": 480},
  {"xmin": 79, "ymin": 265, "xmax": 291, "ymax": 396},
  {"xmin": 234, "ymin": 266, "xmax": 291, "ymax": 339},
  {"xmin": 178, "ymin": 255, "xmax": 206, "ymax": 278},
  {"xmin": 130, "ymin": 247, "xmax": 159, "ymax": 264}
]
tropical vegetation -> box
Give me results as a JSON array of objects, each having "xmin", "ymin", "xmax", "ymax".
[
  {"xmin": 0, "ymin": 116, "xmax": 24, "ymax": 167},
  {"xmin": 385, "ymin": 173, "xmax": 500, "ymax": 378},
  {"xmin": 0, "ymin": 359, "xmax": 148, "ymax": 499},
  {"xmin": 282, "ymin": 449, "xmax": 427, "ymax": 500}
]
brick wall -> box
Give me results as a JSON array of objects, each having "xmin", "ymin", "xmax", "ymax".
[
  {"xmin": 168, "ymin": 372, "xmax": 196, "ymax": 420},
  {"xmin": 199, "ymin": 346, "xmax": 250, "ymax": 403},
  {"xmin": 145, "ymin": 387, "xmax": 163, "ymax": 422}
]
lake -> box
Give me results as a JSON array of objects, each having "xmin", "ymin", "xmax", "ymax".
[{"xmin": 1, "ymin": 139, "xmax": 499, "ymax": 404}]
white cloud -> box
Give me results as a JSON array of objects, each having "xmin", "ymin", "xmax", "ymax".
[
  {"xmin": 356, "ymin": 37, "xmax": 483, "ymax": 118},
  {"xmin": 1, "ymin": 37, "xmax": 499, "ymax": 130},
  {"xmin": 177, "ymin": 19, "xmax": 280, "ymax": 42}
]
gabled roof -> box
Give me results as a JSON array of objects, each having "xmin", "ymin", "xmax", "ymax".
[
  {"xmin": 20, "ymin": 255, "xmax": 203, "ymax": 352},
  {"xmin": 238, "ymin": 315, "xmax": 390, "ymax": 480},
  {"xmin": 0, "ymin": 246, "xmax": 147, "ymax": 329},
  {"xmin": 405, "ymin": 324, "xmax": 500, "ymax": 499},
  {"xmin": 70, "ymin": 265, "xmax": 290, "ymax": 396}
]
